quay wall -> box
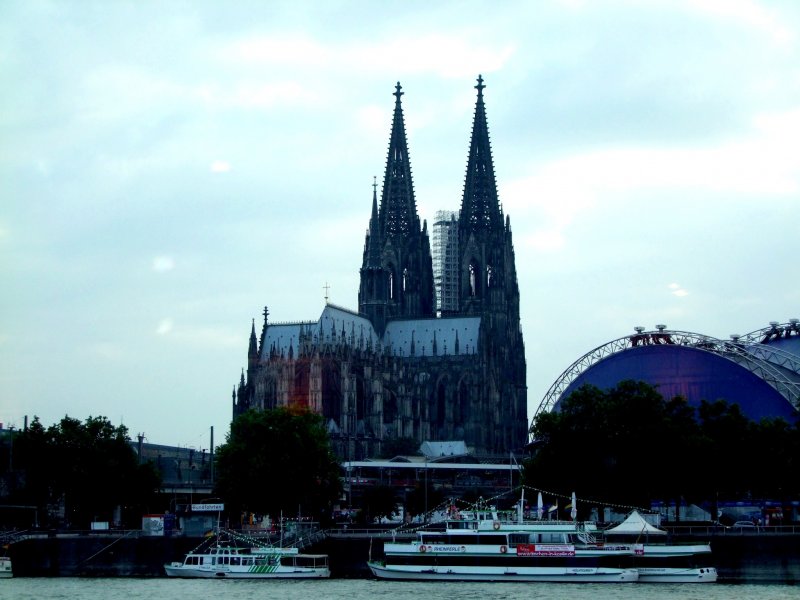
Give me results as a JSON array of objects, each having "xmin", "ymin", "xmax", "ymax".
[{"xmin": 7, "ymin": 531, "xmax": 799, "ymax": 583}]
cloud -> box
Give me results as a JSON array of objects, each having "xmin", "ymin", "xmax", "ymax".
[
  {"xmin": 688, "ymin": 0, "xmax": 793, "ymax": 45},
  {"xmin": 210, "ymin": 160, "xmax": 231, "ymax": 173},
  {"xmin": 170, "ymin": 326, "xmax": 242, "ymax": 348},
  {"xmin": 156, "ymin": 318, "xmax": 174, "ymax": 335},
  {"xmin": 88, "ymin": 342, "xmax": 125, "ymax": 361},
  {"xmin": 153, "ymin": 321, "xmax": 241, "ymax": 348},
  {"xmin": 221, "ymin": 33, "xmax": 516, "ymax": 79},
  {"xmin": 669, "ymin": 283, "xmax": 690, "ymax": 297},
  {"xmin": 152, "ymin": 256, "xmax": 175, "ymax": 273}
]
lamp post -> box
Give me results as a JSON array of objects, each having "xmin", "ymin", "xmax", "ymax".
[{"xmin": 424, "ymin": 457, "xmax": 428, "ymax": 523}]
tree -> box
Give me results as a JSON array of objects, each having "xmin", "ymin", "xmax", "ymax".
[
  {"xmin": 214, "ymin": 408, "xmax": 342, "ymax": 522},
  {"xmin": 525, "ymin": 381, "xmax": 673, "ymax": 509},
  {"xmin": 524, "ymin": 380, "xmax": 800, "ymax": 516},
  {"xmin": 9, "ymin": 415, "xmax": 160, "ymax": 528}
]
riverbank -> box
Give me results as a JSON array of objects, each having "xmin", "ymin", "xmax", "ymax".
[{"xmin": 6, "ymin": 531, "xmax": 799, "ymax": 583}]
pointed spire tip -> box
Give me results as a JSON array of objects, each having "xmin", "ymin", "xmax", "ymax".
[{"xmin": 476, "ymin": 74, "xmax": 485, "ymax": 95}]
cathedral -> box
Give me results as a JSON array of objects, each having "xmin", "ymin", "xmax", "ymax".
[{"xmin": 233, "ymin": 76, "xmax": 528, "ymax": 459}]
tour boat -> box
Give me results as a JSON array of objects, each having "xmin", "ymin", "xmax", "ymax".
[
  {"xmin": 368, "ymin": 504, "xmax": 638, "ymax": 583},
  {"xmin": 601, "ymin": 511, "xmax": 717, "ymax": 583},
  {"xmin": 0, "ymin": 556, "xmax": 11, "ymax": 578},
  {"xmin": 164, "ymin": 531, "xmax": 329, "ymax": 579}
]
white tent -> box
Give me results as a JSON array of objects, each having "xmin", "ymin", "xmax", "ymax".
[{"xmin": 605, "ymin": 511, "xmax": 666, "ymax": 536}]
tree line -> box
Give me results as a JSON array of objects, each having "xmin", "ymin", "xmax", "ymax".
[
  {"xmin": 3, "ymin": 384, "xmax": 797, "ymax": 530},
  {"xmin": 2, "ymin": 416, "xmax": 160, "ymax": 529},
  {"xmin": 522, "ymin": 380, "xmax": 800, "ymax": 520}
]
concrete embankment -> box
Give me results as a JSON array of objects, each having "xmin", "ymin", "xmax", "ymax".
[{"xmin": 7, "ymin": 531, "xmax": 799, "ymax": 583}]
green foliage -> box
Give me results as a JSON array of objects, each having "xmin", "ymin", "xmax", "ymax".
[
  {"xmin": 10, "ymin": 415, "xmax": 161, "ymax": 528},
  {"xmin": 524, "ymin": 381, "xmax": 800, "ymax": 513},
  {"xmin": 214, "ymin": 408, "xmax": 342, "ymax": 521}
]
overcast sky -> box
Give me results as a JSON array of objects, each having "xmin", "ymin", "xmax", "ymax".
[{"xmin": 2, "ymin": 0, "xmax": 798, "ymax": 450}]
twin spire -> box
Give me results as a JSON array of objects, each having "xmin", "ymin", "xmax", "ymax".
[
  {"xmin": 373, "ymin": 75, "xmax": 501, "ymax": 242},
  {"xmin": 380, "ymin": 82, "xmax": 418, "ymax": 239},
  {"xmin": 460, "ymin": 74, "xmax": 502, "ymax": 234}
]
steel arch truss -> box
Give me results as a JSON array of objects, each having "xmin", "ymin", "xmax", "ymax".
[{"xmin": 532, "ymin": 328, "xmax": 800, "ymax": 429}]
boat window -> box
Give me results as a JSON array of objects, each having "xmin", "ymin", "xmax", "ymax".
[
  {"xmin": 476, "ymin": 535, "xmax": 506, "ymax": 545},
  {"xmin": 508, "ymin": 533, "xmax": 528, "ymax": 546}
]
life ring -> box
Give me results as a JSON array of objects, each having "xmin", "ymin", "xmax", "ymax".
[
  {"xmin": 492, "ymin": 521, "xmax": 501, "ymax": 530},
  {"xmin": 460, "ymin": 546, "xmax": 466, "ymax": 552},
  {"xmin": 419, "ymin": 545, "xmax": 427, "ymax": 553},
  {"xmin": 500, "ymin": 545, "xmax": 507, "ymax": 554}
]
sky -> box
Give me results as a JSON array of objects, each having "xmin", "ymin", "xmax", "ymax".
[{"xmin": 2, "ymin": 0, "xmax": 799, "ymax": 450}]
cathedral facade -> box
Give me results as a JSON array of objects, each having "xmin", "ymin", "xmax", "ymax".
[{"xmin": 233, "ymin": 77, "xmax": 527, "ymax": 458}]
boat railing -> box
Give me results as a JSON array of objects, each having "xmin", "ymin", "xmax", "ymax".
[{"xmin": 576, "ymin": 532, "xmax": 597, "ymax": 544}]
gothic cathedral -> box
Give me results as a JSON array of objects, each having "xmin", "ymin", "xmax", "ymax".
[{"xmin": 233, "ymin": 77, "xmax": 528, "ymax": 458}]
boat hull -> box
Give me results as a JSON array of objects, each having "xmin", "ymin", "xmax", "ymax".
[
  {"xmin": 368, "ymin": 561, "xmax": 638, "ymax": 583},
  {"xmin": 164, "ymin": 563, "xmax": 329, "ymax": 578},
  {"xmin": 636, "ymin": 567, "xmax": 717, "ymax": 583}
]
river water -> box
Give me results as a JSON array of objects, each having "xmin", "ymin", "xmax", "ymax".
[{"xmin": 1, "ymin": 579, "xmax": 796, "ymax": 600}]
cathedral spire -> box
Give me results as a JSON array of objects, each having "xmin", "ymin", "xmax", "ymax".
[
  {"xmin": 248, "ymin": 318, "xmax": 258, "ymax": 359},
  {"xmin": 380, "ymin": 82, "xmax": 418, "ymax": 239},
  {"xmin": 460, "ymin": 74, "xmax": 501, "ymax": 234},
  {"xmin": 365, "ymin": 176, "xmax": 382, "ymax": 267}
]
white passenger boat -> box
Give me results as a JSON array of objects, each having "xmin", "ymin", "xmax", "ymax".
[
  {"xmin": 164, "ymin": 531, "xmax": 329, "ymax": 579},
  {"xmin": 368, "ymin": 504, "xmax": 638, "ymax": 583},
  {"xmin": 0, "ymin": 556, "xmax": 11, "ymax": 578},
  {"xmin": 602, "ymin": 511, "xmax": 717, "ymax": 583}
]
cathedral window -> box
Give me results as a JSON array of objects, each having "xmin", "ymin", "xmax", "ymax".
[
  {"xmin": 486, "ymin": 265, "xmax": 494, "ymax": 288},
  {"xmin": 468, "ymin": 263, "xmax": 478, "ymax": 297},
  {"xmin": 389, "ymin": 272, "xmax": 394, "ymax": 300},
  {"xmin": 402, "ymin": 268, "xmax": 409, "ymax": 292}
]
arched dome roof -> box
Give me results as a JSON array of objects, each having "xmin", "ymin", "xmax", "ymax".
[{"xmin": 535, "ymin": 324, "xmax": 800, "ymax": 425}]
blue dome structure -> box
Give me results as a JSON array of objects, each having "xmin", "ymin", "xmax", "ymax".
[{"xmin": 534, "ymin": 320, "xmax": 800, "ymax": 425}]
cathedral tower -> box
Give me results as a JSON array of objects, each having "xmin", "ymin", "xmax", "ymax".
[
  {"xmin": 457, "ymin": 75, "xmax": 527, "ymax": 450},
  {"xmin": 358, "ymin": 83, "xmax": 436, "ymax": 335},
  {"xmin": 236, "ymin": 77, "xmax": 527, "ymax": 459}
]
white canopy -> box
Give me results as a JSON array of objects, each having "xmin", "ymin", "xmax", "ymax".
[{"xmin": 605, "ymin": 511, "xmax": 666, "ymax": 536}]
